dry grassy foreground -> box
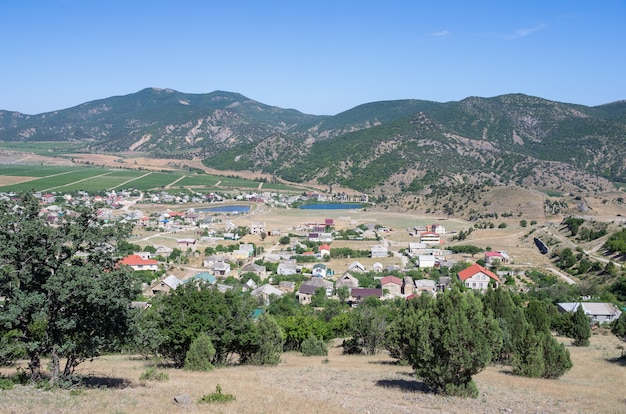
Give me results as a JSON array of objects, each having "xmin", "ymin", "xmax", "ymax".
[{"xmin": 1, "ymin": 332, "xmax": 625, "ymax": 414}]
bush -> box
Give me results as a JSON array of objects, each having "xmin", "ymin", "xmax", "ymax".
[
  {"xmin": 184, "ymin": 333, "xmax": 215, "ymax": 371},
  {"xmin": 139, "ymin": 367, "xmax": 169, "ymax": 381},
  {"xmin": 511, "ymin": 327, "xmax": 572, "ymax": 379},
  {"xmin": 301, "ymin": 335, "xmax": 328, "ymax": 356},
  {"xmin": 249, "ymin": 314, "xmax": 284, "ymax": 366},
  {"xmin": 198, "ymin": 384, "xmax": 236, "ymax": 404}
]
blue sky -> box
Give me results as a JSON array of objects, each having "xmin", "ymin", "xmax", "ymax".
[{"xmin": 1, "ymin": 0, "xmax": 625, "ymax": 115}]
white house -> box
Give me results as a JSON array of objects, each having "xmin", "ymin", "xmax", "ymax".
[
  {"xmin": 557, "ymin": 302, "xmax": 622, "ymax": 324},
  {"xmin": 419, "ymin": 232, "xmax": 441, "ymax": 245},
  {"xmin": 416, "ymin": 255, "xmax": 436, "ymax": 268},
  {"xmin": 370, "ymin": 245, "xmax": 388, "ymax": 258},
  {"xmin": 457, "ymin": 263, "xmax": 501, "ymax": 291}
]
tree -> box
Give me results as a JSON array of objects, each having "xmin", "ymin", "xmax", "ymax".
[
  {"xmin": 569, "ymin": 305, "xmax": 592, "ymax": 346},
  {"xmin": 343, "ymin": 297, "xmax": 389, "ymax": 355},
  {"xmin": 278, "ymin": 235, "xmax": 291, "ymax": 245},
  {"xmin": 0, "ymin": 192, "xmax": 140, "ymax": 385},
  {"xmin": 611, "ymin": 312, "xmax": 626, "ymax": 343},
  {"xmin": 511, "ymin": 326, "xmax": 572, "ymax": 379},
  {"xmin": 184, "ymin": 333, "xmax": 215, "ymax": 371},
  {"xmin": 249, "ymin": 313, "xmax": 284, "ymax": 365},
  {"xmin": 387, "ymin": 289, "xmax": 502, "ymax": 397},
  {"xmin": 140, "ymin": 283, "xmax": 259, "ymax": 366}
]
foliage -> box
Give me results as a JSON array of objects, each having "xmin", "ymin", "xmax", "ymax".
[
  {"xmin": 343, "ymin": 298, "xmax": 389, "ymax": 355},
  {"xmin": 568, "ymin": 305, "xmax": 592, "ymax": 346},
  {"xmin": 611, "ymin": 312, "xmax": 626, "ymax": 342},
  {"xmin": 604, "ymin": 228, "xmax": 626, "ymax": 255},
  {"xmin": 184, "ymin": 333, "xmax": 216, "ymax": 371},
  {"xmin": 139, "ymin": 367, "xmax": 169, "ymax": 381},
  {"xmin": 448, "ymin": 245, "xmax": 484, "ymax": 255},
  {"xmin": 386, "ymin": 289, "xmax": 502, "ymax": 397},
  {"xmin": 511, "ymin": 327, "xmax": 572, "ymax": 379},
  {"xmin": 138, "ymin": 283, "xmax": 259, "ymax": 367},
  {"xmin": 301, "ymin": 335, "xmax": 329, "ymax": 356},
  {"xmin": 0, "ymin": 192, "xmax": 140, "ymax": 385},
  {"xmin": 277, "ymin": 313, "xmax": 330, "ymax": 351},
  {"xmin": 198, "ymin": 384, "xmax": 236, "ymax": 404},
  {"xmin": 249, "ymin": 314, "xmax": 284, "ymax": 366}
]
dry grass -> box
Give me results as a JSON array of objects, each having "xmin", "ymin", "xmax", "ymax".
[{"xmin": 1, "ymin": 333, "xmax": 625, "ymax": 414}]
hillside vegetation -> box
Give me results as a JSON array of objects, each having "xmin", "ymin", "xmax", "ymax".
[{"xmin": 1, "ymin": 89, "xmax": 625, "ymax": 200}]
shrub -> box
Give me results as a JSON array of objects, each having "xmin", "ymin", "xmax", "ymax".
[
  {"xmin": 198, "ymin": 384, "xmax": 236, "ymax": 404},
  {"xmin": 139, "ymin": 367, "xmax": 169, "ymax": 381},
  {"xmin": 249, "ymin": 314, "xmax": 284, "ymax": 366},
  {"xmin": 301, "ymin": 335, "xmax": 328, "ymax": 356},
  {"xmin": 184, "ymin": 333, "xmax": 216, "ymax": 371}
]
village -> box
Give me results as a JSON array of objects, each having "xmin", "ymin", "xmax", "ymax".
[{"xmin": 29, "ymin": 187, "xmax": 621, "ymax": 324}]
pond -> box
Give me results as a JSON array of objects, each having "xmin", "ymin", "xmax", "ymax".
[
  {"xmin": 299, "ymin": 203, "xmax": 363, "ymax": 210},
  {"xmin": 198, "ymin": 205, "xmax": 250, "ymax": 213}
]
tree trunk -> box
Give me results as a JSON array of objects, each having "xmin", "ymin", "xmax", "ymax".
[
  {"xmin": 49, "ymin": 347, "xmax": 60, "ymax": 387},
  {"xmin": 28, "ymin": 352, "xmax": 42, "ymax": 383}
]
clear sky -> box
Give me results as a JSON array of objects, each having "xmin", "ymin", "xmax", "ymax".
[{"xmin": 1, "ymin": 0, "xmax": 625, "ymax": 115}]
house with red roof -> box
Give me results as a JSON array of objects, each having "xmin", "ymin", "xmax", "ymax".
[
  {"xmin": 419, "ymin": 232, "xmax": 441, "ymax": 245},
  {"xmin": 119, "ymin": 254, "xmax": 159, "ymax": 271},
  {"xmin": 457, "ymin": 263, "xmax": 501, "ymax": 291},
  {"xmin": 380, "ymin": 275, "xmax": 403, "ymax": 297},
  {"xmin": 484, "ymin": 251, "xmax": 511, "ymax": 267},
  {"xmin": 319, "ymin": 244, "xmax": 331, "ymax": 258}
]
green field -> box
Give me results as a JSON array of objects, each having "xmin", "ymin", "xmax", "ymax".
[
  {"xmin": 0, "ymin": 165, "xmax": 304, "ymax": 193},
  {"xmin": 0, "ymin": 141, "xmax": 82, "ymax": 154}
]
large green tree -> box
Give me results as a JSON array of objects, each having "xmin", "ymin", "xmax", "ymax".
[
  {"xmin": 387, "ymin": 289, "xmax": 502, "ymax": 397},
  {"xmin": 0, "ymin": 192, "xmax": 140, "ymax": 385},
  {"xmin": 138, "ymin": 283, "xmax": 259, "ymax": 366}
]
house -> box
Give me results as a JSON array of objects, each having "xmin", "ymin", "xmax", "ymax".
[
  {"xmin": 239, "ymin": 243, "xmax": 255, "ymax": 257},
  {"xmin": 203, "ymin": 255, "xmax": 227, "ymax": 268},
  {"xmin": 557, "ymin": 302, "xmax": 622, "ymax": 324},
  {"xmin": 349, "ymin": 287, "xmax": 383, "ymax": 302},
  {"xmin": 278, "ymin": 281, "xmax": 296, "ymax": 293},
  {"xmin": 251, "ymin": 284, "xmax": 283, "ymax": 305},
  {"xmin": 185, "ymin": 272, "xmax": 216, "ymax": 286},
  {"xmin": 437, "ymin": 276, "xmax": 453, "ymax": 292},
  {"xmin": 347, "ymin": 261, "xmax": 366, "ymax": 273},
  {"xmin": 414, "ymin": 279, "xmax": 437, "ymax": 295},
  {"xmin": 241, "ymin": 263, "xmax": 267, "ymax": 280},
  {"xmin": 336, "ymin": 272, "xmax": 359, "ymax": 290},
  {"xmin": 312, "ymin": 263, "xmax": 328, "ymax": 278},
  {"xmin": 133, "ymin": 251, "xmax": 152, "ymax": 260},
  {"xmin": 176, "ymin": 238, "xmax": 197, "ymax": 251},
  {"xmin": 150, "ymin": 275, "xmax": 183, "ymax": 295},
  {"xmin": 297, "ymin": 284, "xmax": 320, "ymax": 305},
  {"xmin": 428, "ymin": 224, "xmax": 446, "ymax": 235},
  {"xmin": 277, "ymin": 261, "xmax": 299, "ymax": 275},
  {"xmin": 408, "ymin": 242, "xmax": 427, "ymax": 254},
  {"xmin": 319, "ymin": 244, "xmax": 331, "ymax": 258},
  {"xmin": 155, "ymin": 245, "xmax": 173, "ymax": 257},
  {"xmin": 231, "ymin": 249, "xmax": 251, "ymax": 261},
  {"xmin": 416, "ymin": 255, "xmax": 436, "ymax": 268},
  {"xmin": 419, "ymin": 232, "xmax": 441, "ymax": 245},
  {"xmin": 372, "ymin": 262, "xmax": 383, "ymax": 273},
  {"xmin": 485, "ymin": 251, "xmax": 511, "ymax": 267},
  {"xmin": 250, "ymin": 221, "xmax": 266, "ymax": 235},
  {"xmin": 210, "ymin": 262, "xmax": 231, "ymax": 277},
  {"xmin": 457, "ymin": 263, "xmax": 501, "ymax": 291},
  {"xmin": 380, "ymin": 276, "xmax": 403, "ymax": 297},
  {"xmin": 370, "ymin": 245, "xmax": 388, "ymax": 258},
  {"xmin": 297, "ymin": 279, "xmax": 334, "ymax": 304},
  {"xmin": 119, "ymin": 255, "xmax": 159, "ymax": 271}
]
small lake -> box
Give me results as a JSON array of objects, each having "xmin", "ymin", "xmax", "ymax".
[
  {"xmin": 299, "ymin": 203, "xmax": 363, "ymax": 210},
  {"xmin": 198, "ymin": 205, "xmax": 250, "ymax": 213}
]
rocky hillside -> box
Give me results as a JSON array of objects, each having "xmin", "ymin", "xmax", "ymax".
[{"xmin": 1, "ymin": 88, "xmax": 624, "ymax": 197}]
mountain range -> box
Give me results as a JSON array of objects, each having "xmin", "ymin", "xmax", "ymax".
[{"xmin": 1, "ymin": 87, "xmax": 625, "ymax": 198}]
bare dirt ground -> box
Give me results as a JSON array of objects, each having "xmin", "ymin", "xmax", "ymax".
[{"xmin": 1, "ymin": 332, "xmax": 624, "ymax": 414}]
